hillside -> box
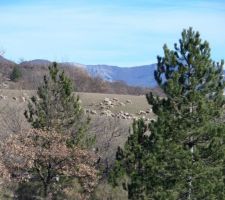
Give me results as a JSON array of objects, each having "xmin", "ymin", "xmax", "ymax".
[
  {"xmin": 1, "ymin": 57, "xmax": 157, "ymax": 88},
  {"xmin": 0, "ymin": 56, "xmax": 161, "ymax": 95},
  {"xmin": 21, "ymin": 60, "xmax": 157, "ymax": 87},
  {"xmin": 85, "ymin": 64, "xmax": 157, "ymax": 87}
]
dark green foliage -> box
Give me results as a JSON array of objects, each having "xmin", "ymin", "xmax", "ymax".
[
  {"xmin": 109, "ymin": 119, "xmax": 150, "ymax": 200},
  {"xmin": 15, "ymin": 181, "xmax": 43, "ymax": 200},
  {"xmin": 10, "ymin": 65, "xmax": 22, "ymax": 81},
  {"xmin": 110, "ymin": 28, "xmax": 225, "ymax": 199},
  {"xmin": 24, "ymin": 62, "xmax": 92, "ymax": 146}
]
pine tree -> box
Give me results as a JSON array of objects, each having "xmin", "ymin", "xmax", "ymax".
[
  {"xmin": 24, "ymin": 62, "xmax": 92, "ymax": 146},
  {"xmin": 10, "ymin": 65, "xmax": 22, "ymax": 81},
  {"xmin": 110, "ymin": 28, "xmax": 225, "ymax": 199}
]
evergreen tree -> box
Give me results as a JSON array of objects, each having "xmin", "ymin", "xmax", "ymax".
[
  {"xmin": 110, "ymin": 28, "xmax": 225, "ymax": 199},
  {"xmin": 10, "ymin": 65, "xmax": 22, "ymax": 81},
  {"xmin": 24, "ymin": 62, "xmax": 91, "ymax": 146}
]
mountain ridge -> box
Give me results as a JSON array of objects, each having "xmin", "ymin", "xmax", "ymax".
[{"xmin": 19, "ymin": 59, "xmax": 157, "ymax": 87}]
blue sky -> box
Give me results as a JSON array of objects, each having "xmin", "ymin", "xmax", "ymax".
[{"xmin": 0, "ymin": 0, "xmax": 224, "ymax": 66}]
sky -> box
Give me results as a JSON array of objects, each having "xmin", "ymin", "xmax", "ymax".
[{"xmin": 0, "ymin": 0, "xmax": 224, "ymax": 66}]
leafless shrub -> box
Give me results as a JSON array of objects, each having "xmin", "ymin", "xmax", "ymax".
[
  {"xmin": 0, "ymin": 103, "xmax": 28, "ymax": 140},
  {"xmin": 89, "ymin": 116, "xmax": 130, "ymax": 177}
]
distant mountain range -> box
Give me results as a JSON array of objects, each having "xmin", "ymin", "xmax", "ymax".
[
  {"xmin": 1, "ymin": 56, "xmax": 225, "ymax": 88},
  {"xmin": 85, "ymin": 64, "xmax": 157, "ymax": 87},
  {"xmin": 20, "ymin": 59, "xmax": 157, "ymax": 87}
]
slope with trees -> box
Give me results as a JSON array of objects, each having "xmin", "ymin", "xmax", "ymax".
[{"xmin": 0, "ymin": 63, "xmax": 99, "ymax": 199}]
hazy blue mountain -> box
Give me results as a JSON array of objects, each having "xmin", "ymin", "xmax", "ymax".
[
  {"xmin": 85, "ymin": 64, "xmax": 157, "ymax": 87},
  {"xmin": 20, "ymin": 60, "xmax": 157, "ymax": 87}
]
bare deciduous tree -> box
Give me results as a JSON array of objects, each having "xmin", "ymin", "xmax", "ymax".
[{"xmin": 89, "ymin": 117, "xmax": 129, "ymax": 177}]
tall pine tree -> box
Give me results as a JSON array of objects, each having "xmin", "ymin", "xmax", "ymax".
[
  {"xmin": 24, "ymin": 62, "xmax": 91, "ymax": 146},
  {"xmin": 110, "ymin": 28, "xmax": 225, "ymax": 199}
]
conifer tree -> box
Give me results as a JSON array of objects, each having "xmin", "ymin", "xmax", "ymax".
[
  {"xmin": 10, "ymin": 65, "xmax": 22, "ymax": 81},
  {"xmin": 24, "ymin": 62, "xmax": 91, "ymax": 146},
  {"xmin": 110, "ymin": 28, "xmax": 225, "ymax": 199}
]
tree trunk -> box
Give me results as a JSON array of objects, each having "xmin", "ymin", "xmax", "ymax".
[{"xmin": 43, "ymin": 182, "xmax": 49, "ymax": 199}]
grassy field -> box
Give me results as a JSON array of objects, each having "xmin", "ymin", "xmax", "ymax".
[
  {"xmin": 0, "ymin": 89, "xmax": 155, "ymax": 121},
  {"xmin": 0, "ymin": 89, "xmax": 151, "ymax": 111}
]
